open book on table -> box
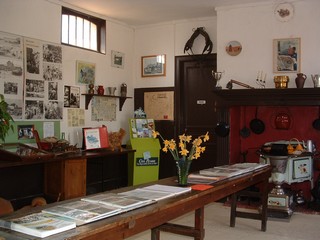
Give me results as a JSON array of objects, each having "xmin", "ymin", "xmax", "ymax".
[
  {"xmin": 42, "ymin": 200, "xmax": 122, "ymax": 226},
  {"xmin": 0, "ymin": 212, "xmax": 76, "ymax": 238}
]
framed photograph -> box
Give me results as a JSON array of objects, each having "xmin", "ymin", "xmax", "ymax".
[
  {"xmin": 76, "ymin": 60, "xmax": 96, "ymax": 84},
  {"xmin": 64, "ymin": 85, "xmax": 80, "ymax": 108},
  {"xmin": 141, "ymin": 54, "xmax": 166, "ymax": 77},
  {"xmin": 83, "ymin": 126, "xmax": 109, "ymax": 150},
  {"xmin": 111, "ymin": 50, "xmax": 124, "ymax": 69},
  {"xmin": 273, "ymin": 38, "xmax": 300, "ymax": 73},
  {"xmin": 18, "ymin": 125, "xmax": 34, "ymax": 139}
]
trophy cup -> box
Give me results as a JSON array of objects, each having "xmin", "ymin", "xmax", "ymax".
[{"xmin": 212, "ymin": 71, "xmax": 224, "ymax": 89}]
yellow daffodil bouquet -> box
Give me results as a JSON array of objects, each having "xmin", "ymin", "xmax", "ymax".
[
  {"xmin": 152, "ymin": 130, "xmax": 209, "ymax": 185},
  {"xmin": 152, "ymin": 130, "xmax": 209, "ymax": 161}
]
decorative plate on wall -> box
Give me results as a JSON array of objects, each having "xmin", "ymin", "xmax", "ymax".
[
  {"xmin": 274, "ymin": 2, "xmax": 294, "ymax": 22},
  {"xmin": 225, "ymin": 41, "xmax": 242, "ymax": 56}
]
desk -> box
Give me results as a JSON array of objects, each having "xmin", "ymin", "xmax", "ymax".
[{"xmin": 1, "ymin": 165, "xmax": 271, "ymax": 240}]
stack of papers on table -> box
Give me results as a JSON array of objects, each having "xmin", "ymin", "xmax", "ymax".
[
  {"xmin": 42, "ymin": 200, "xmax": 122, "ymax": 226},
  {"xmin": 81, "ymin": 193, "xmax": 154, "ymax": 212},
  {"xmin": 187, "ymin": 173, "xmax": 223, "ymax": 184},
  {"xmin": 199, "ymin": 163, "xmax": 268, "ymax": 178},
  {"xmin": 0, "ymin": 212, "xmax": 76, "ymax": 238},
  {"xmin": 119, "ymin": 184, "xmax": 192, "ymax": 201}
]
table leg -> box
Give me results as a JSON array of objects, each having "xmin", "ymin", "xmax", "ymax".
[
  {"xmin": 150, "ymin": 207, "xmax": 205, "ymax": 240},
  {"xmin": 194, "ymin": 207, "xmax": 205, "ymax": 240},
  {"xmin": 230, "ymin": 193, "xmax": 237, "ymax": 228},
  {"xmin": 151, "ymin": 227, "xmax": 160, "ymax": 240},
  {"xmin": 260, "ymin": 178, "xmax": 268, "ymax": 232}
]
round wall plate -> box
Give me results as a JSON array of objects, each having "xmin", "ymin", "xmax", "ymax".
[
  {"xmin": 275, "ymin": 2, "xmax": 294, "ymax": 22},
  {"xmin": 225, "ymin": 41, "xmax": 242, "ymax": 56}
]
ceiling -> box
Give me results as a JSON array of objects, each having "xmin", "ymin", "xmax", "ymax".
[{"xmin": 60, "ymin": 0, "xmax": 272, "ymax": 26}]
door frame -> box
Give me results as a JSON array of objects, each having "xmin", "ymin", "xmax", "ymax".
[{"xmin": 174, "ymin": 54, "xmax": 217, "ymax": 136}]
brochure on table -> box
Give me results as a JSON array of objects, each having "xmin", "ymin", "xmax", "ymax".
[
  {"xmin": 127, "ymin": 119, "xmax": 161, "ymax": 186},
  {"xmin": 0, "ymin": 212, "xmax": 76, "ymax": 238}
]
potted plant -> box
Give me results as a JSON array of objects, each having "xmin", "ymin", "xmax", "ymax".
[{"xmin": 0, "ymin": 94, "xmax": 14, "ymax": 142}]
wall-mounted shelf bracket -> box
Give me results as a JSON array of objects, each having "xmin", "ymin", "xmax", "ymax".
[{"xmin": 81, "ymin": 94, "xmax": 132, "ymax": 111}]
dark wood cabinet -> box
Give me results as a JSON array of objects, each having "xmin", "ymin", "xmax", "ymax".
[
  {"xmin": 0, "ymin": 148, "xmax": 134, "ymax": 209},
  {"xmin": 86, "ymin": 154, "xmax": 128, "ymax": 195},
  {"xmin": 44, "ymin": 158, "xmax": 87, "ymax": 201}
]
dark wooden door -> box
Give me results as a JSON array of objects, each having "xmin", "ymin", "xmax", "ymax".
[{"xmin": 175, "ymin": 54, "xmax": 218, "ymax": 172}]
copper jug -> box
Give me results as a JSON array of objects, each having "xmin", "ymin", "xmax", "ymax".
[{"xmin": 295, "ymin": 73, "xmax": 307, "ymax": 88}]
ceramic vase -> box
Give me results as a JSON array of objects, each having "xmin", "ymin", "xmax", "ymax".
[
  {"xmin": 295, "ymin": 73, "xmax": 307, "ymax": 88},
  {"xmin": 97, "ymin": 85, "xmax": 104, "ymax": 95}
]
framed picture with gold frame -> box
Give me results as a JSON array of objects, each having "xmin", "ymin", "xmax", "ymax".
[
  {"xmin": 141, "ymin": 54, "xmax": 166, "ymax": 77},
  {"xmin": 76, "ymin": 60, "xmax": 96, "ymax": 84},
  {"xmin": 273, "ymin": 38, "xmax": 300, "ymax": 73}
]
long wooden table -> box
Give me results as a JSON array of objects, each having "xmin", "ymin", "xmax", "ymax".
[{"xmin": 1, "ymin": 165, "xmax": 272, "ymax": 240}]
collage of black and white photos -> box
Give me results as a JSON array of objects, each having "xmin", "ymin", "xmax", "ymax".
[{"xmin": 0, "ymin": 31, "xmax": 65, "ymax": 120}]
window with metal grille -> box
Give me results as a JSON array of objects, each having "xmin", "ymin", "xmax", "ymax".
[{"xmin": 61, "ymin": 7, "xmax": 106, "ymax": 54}]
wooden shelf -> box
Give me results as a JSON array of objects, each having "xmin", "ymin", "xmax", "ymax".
[
  {"xmin": 81, "ymin": 94, "xmax": 132, "ymax": 111},
  {"xmin": 212, "ymin": 88, "xmax": 320, "ymax": 107}
]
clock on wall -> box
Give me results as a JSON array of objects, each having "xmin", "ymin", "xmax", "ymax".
[{"xmin": 274, "ymin": 2, "xmax": 294, "ymax": 22}]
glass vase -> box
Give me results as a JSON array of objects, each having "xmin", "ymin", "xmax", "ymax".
[{"xmin": 176, "ymin": 158, "xmax": 192, "ymax": 186}]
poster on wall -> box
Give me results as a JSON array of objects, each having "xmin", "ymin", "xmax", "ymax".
[
  {"xmin": 67, "ymin": 108, "xmax": 85, "ymax": 127},
  {"xmin": 91, "ymin": 97, "xmax": 116, "ymax": 121},
  {"xmin": 0, "ymin": 31, "xmax": 24, "ymax": 119},
  {"xmin": 0, "ymin": 31, "xmax": 65, "ymax": 120},
  {"xmin": 23, "ymin": 38, "xmax": 64, "ymax": 120}
]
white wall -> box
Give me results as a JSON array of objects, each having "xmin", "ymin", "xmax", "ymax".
[
  {"xmin": 216, "ymin": 0, "xmax": 320, "ymax": 89},
  {"xmin": 0, "ymin": 0, "xmax": 217, "ymax": 144},
  {"xmin": 133, "ymin": 18, "xmax": 217, "ymax": 88},
  {"xmin": 0, "ymin": 0, "xmax": 134, "ymax": 145},
  {"xmin": 3, "ymin": 0, "xmax": 319, "ymax": 144}
]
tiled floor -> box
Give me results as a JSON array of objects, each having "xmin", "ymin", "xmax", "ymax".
[{"xmin": 127, "ymin": 202, "xmax": 319, "ymax": 240}]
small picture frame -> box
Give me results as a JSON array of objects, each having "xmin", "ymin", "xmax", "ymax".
[
  {"xmin": 141, "ymin": 54, "xmax": 166, "ymax": 77},
  {"xmin": 76, "ymin": 60, "xmax": 96, "ymax": 84},
  {"xmin": 64, "ymin": 85, "xmax": 80, "ymax": 108},
  {"xmin": 18, "ymin": 125, "xmax": 34, "ymax": 139},
  {"xmin": 273, "ymin": 38, "xmax": 300, "ymax": 73},
  {"xmin": 111, "ymin": 50, "xmax": 124, "ymax": 69},
  {"xmin": 83, "ymin": 126, "xmax": 109, "ymax": 150}
]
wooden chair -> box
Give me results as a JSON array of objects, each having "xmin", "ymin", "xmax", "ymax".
[
  {"xmin": 229, "ymin": 189, "xmax": 268, "ymax": 231},
  {"xmin": 0, "ymin": 197, "xmax": 14, "ymax": 216}
]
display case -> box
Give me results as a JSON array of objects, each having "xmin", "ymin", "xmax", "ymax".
[{"xmin": 0, "ymin": 143, "xmax": 54, "ymax": 162}]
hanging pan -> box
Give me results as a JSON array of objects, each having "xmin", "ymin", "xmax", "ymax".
[
  {"xmin": 313, "ymin": 106, "xmax": 320, "ymax": 130},
  {"xmin": 240, "ymin": 106, "xmax": 250, "ymax": 138},
  {"xmin": 214, "ymin": 122, "xmax": 230, "ymax": 137},
  {"xmin": 250, "ymin": 106, "xmax": 265, "ymax": 134}
]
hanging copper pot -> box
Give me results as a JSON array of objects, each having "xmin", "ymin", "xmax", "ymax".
[{"xmin": 274, "ymin": 112, "xmax": 291, "ymax": 130}]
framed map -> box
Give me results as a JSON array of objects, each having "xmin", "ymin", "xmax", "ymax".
[{"xmin": 144, "ymin": 91, "xmax": 174, "ymax": 120}]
